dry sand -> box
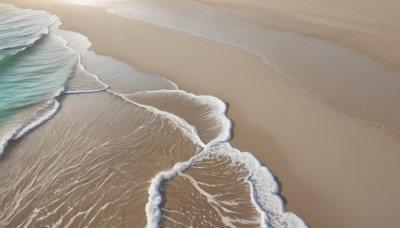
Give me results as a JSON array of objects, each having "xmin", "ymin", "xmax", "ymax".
[{"xmin": 2, "ymin": 0, "xmax": 400, "ymax": 227}]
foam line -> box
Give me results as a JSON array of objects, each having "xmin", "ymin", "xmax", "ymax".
[
  {"xmin": 64, "ymin": 63, "xmax": 109, "ymax": 94},
  {"xmin": 212, "ymin": 144, "xmax": 309, "ymax": 227},
  {"xmin": 0, "ymin": 6, "xmax": 110, "ymax": 156},
  {"xmin": 0, "ymin": 3, "xmax": 57, "ymax": 58},
  {"xmin": 12, "ymin": 99, "xmax": 61, "ymax": 140},
  {"xmin": 118, "ymin": 89, "xmax": 232, "ymax": 144},
  {"xmin": 110, "ymin": 89, "xmax": 306, "ymax": 227},
  {"xmin": 107, "ymin": 91, "xmax": 219, "ymax": 228},
  {"xmin": 1, "ymin": 4, "xmax": 308, "ymax": 227},
  {"xmin": 0, "ymin": 98, "xmax": 60, "ymax": 157}
]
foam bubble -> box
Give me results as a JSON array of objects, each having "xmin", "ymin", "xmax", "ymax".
[{"xmin": 112, "ymin": 89, "xmax": 307, "ymax": 227}]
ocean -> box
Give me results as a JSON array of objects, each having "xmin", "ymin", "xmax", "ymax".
[
  {"xmin": 0, "ymin": 4, "xmax": 110, "ymax": 154},
  {"xmin": 0, "ymin": 3, "xmax": 306, "ymax": 227}
]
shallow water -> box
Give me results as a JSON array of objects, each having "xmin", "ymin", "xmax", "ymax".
[
  {"xmin": 51, "ymin": 21, "xmax": 178, "ymax": 94},
  {"xmin": 0, "ymin": 3, "xmax": 306, "ymax": 227},
  {"xmin": 0, "ymin": 4, "xmax": 109, "ymax": 155},
  {"xmin": 0, "ymin": 92, "xmax": 202, "ymax": 227}
]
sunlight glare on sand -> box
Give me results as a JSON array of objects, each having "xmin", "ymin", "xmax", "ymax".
[{"xmin": 66, "ymin": 0, "xmax": 98, "ymax": 5}]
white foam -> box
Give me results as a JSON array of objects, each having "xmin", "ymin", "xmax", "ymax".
[
  {"xmin": 0, "ymin": 9, "xmax": 110, "ymax": 157},
  {"xmin": 0, "ymin": 27, "xmax": 50, "ymax": 59},
  {"xmin": 0, "ymin": 98, "xmax": 61, "ymax": 157},
  {"xmin": 145, "ymin": 140, "xmax": 308, "ymax": 227},
  {"xmin": 108, "ymin": 90, "xmax": 229, "ymax": 227},
  {"xmin": 64, "ymin": 63, "xmax": 109, "ymax": 94},
  {"xmin": 120, "ymin": 89, "xmax": 232, "ymax": 143},
  {"xmin": 0, "ymin": 4, "xmax": 57, "ymax": 58},
  {"xmin": 111, "ymin": 89, "xmax": 306, "ymax": 227},
  {"xmin": 50, "ymin": 30, "xmax": 109, "ymax": 93},
  {"xmin": 145, "ymin": 141, "xmax": 217, "ymax": 228},
  {"xmin": 0, "ymin": 132, "xmax": 15, "ymax": 157},
  {"xmin": 1, "ymin": 4, "xmax": 308, "ymax": 227},
  {"xmin": 12, "ymin": 100, "xmax": 61, "ymax": 140},
  {"xmin": 208, "ymin": 143, "xmax": 309, "ymax": 227},
  {"xmin": 50, "ymin": 19, "xmax": 178, "ymax": 93},
  {"xmin": 109, "ymin": 90, "xmax": 208, "ymax": 148}
]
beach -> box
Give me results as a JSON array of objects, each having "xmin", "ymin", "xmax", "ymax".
[
  {"xmin": 197, "ymin": 0, "xmax": 400, "ymax": 73},
  {"xmin": 1, "ymin": 0, "xmax": 400, "ymax": 227}
]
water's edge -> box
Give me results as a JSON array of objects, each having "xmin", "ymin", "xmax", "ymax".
[
  {"xmin": 0, "ymin": 3, "xmax": 308, "ymax": 227},
  {"xmin": 77, "ymin": 0, "xmax": 400, "ymax": 140}
]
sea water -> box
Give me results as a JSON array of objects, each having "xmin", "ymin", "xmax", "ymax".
[
  {"xmin": 0, "ymin": 4, "xmax": 108, "ymax": 155},
  {"xmin": 0, "ymin": 3, "xmax": 306, "ymax": 227}
]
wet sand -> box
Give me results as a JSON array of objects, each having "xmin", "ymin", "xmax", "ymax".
[
  {"xmin": 0, "ymin": 92, "xmax": 202, "ymax": 227},
  {"xmin": 2, "ymin": 0, "xmax": 400, "ymax": 227},
  {"xmin": 198, "ymin": 0, "xmax": 400, "ymax": 74}
]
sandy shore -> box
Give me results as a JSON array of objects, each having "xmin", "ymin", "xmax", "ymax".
[
  {"xmin": 3, "ymin": 0, "xmax": 400, "ymax": 227},
  {"xmin": 198, "ymin": 0, "xmax": 400, "ymax": 74}
]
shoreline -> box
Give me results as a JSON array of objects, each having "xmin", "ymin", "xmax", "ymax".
[
  {"xmin": 2, "ymin": 1, "xmax": 400, "ymax": 227},
  {"xmin": 197, "ymin": 0, "xmax": 400, "ymax": 75},
  {"xmin": 71, "ymin": 0, "xmax": 400, "ymax": 139}
]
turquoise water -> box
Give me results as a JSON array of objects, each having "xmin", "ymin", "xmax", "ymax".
[
  {"xmin": 0, "ymin": 35, "xmax": 81, "ymax": 129},
  {"xmin": 0, "ymin": 4, "xmax": 85, "ymax": 152},
  {"xmin": 0, "ymin": 4, "xmax": 55, "ymax": 59},
  {"xmin": 0, "ymin": 4, "xmax": 307, "ymax": 227}
]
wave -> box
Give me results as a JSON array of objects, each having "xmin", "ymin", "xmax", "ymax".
[
  {"xmin": 0, "ymin": 3, "xmax": 178, "ymax": 155},
  {"xmin": 0, "ymin": 3, "xmax": 307, "ymax": 227},
  {"xmin": 12, "ymin": 99, "xmax": 61, "ymax": 140},
  {"xmin": 0, "ymin": 4, "xmax": 110, "ymax": 156},
  {"xmin": 0, "ymin": 4, "xmax": 56, "ymax": 59}
]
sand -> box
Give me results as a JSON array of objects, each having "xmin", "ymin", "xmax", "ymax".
[
  {"xmin": 198, "ymin": 0, "xmax": 400, "ymax": 74},
  {"xmin": 2, "ymin": 0, "xmax": 400, "ymax": 227},
  {"xmin": 0, "ymin": 92, "xmax": 203, "ymax": 227}
]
